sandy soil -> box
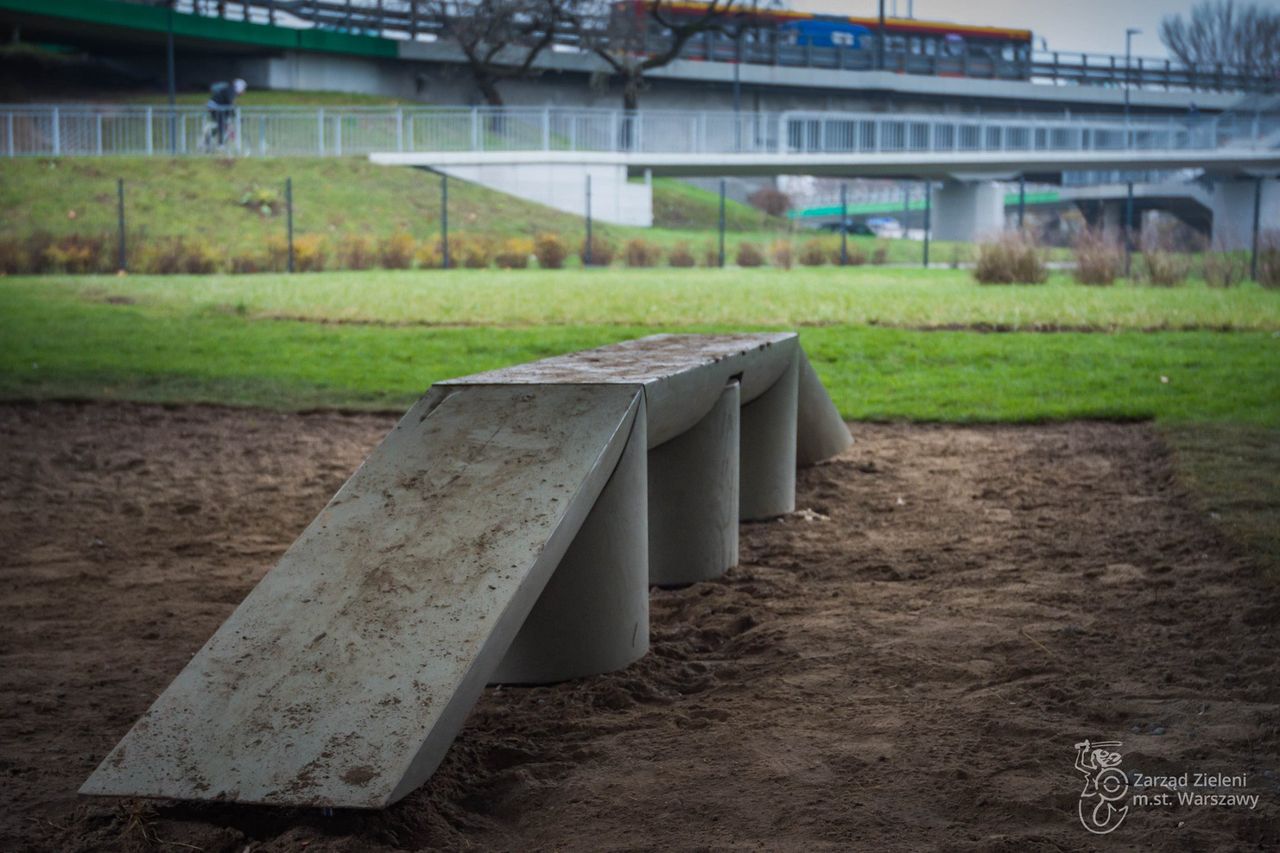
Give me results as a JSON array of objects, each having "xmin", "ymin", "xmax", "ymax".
[{"xmin": 1, "ymin": 402, "xmax": 1277, "ymax": 852}]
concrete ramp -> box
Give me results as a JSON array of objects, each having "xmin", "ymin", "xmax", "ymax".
[
  {"xmin": 81, "ymin": 333, "xmax": 851, "ymax": 809},
  {"xmin": 80, "ymin": 384, "xmax": 643, "ymax": 808}
]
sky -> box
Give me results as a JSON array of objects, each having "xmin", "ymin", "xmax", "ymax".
[{"xmin": 787, "ymin": 0, "xmax": 1280, "ymax": 58}]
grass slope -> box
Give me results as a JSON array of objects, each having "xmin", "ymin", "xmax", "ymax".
[{"xmin": 0, "ymin": 158, "xmax": 959, "ymax": 265}]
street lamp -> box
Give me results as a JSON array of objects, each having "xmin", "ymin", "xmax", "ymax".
[
  {"xmin": 1123, "ymin": 28, "xmax": 1140, "ymax": 128},
  {"xmin": 1123, "ymin": 27, "xmax": 1140, "ymax": 276}
]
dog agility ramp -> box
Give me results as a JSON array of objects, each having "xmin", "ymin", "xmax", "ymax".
[{"xmin": 81, "ymin": 333, "xmax": 851, "ymax": 809}]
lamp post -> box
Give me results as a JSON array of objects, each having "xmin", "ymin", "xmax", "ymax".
[{"xmin": 1124, "ymin": 27, "xmax": 1140, "ymax": 274}]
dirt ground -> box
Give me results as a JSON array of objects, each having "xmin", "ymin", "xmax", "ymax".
[{"xmin": 1, "ymin": 402, "xmax": 1277, "ymax": 852}]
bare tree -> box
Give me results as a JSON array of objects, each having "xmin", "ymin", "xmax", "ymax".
[
  {"xmin": 578, "ymin": 0, "xmax": 758, "ymax": 113},
  {"xmin": 1160, "ymin": 0, "xmax": 1280, "ymax": 80},
  {"xmin": 426, "ymin": 0, "xmax": 580, "ymax": 106}
]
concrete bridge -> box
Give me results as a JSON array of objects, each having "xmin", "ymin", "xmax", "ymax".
[
  {"xmin": 366, "ymin": 107, "xmax": 1280, "ymax": 244},
  {"xmin": 3, "ymin": 0, "xmax": 1271, "ymax": 116}
]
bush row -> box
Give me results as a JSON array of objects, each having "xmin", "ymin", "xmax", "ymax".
[
  {"xmin": 972, "ymin": 229, "xmax": 1280, "ymax": 288},
  {"xmin": 0, "ymin": 232, "xmax": 894, "ymax": 274}
]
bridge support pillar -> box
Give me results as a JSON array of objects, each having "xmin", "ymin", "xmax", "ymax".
[
  {"xmin": 1211, "ymin": 178, "xmax": 1280, "ymax": 250},
  {"xmin": 648, "ymin": 381, "xmax": 740, "ymax": 586},
  {"xmin": 932, "ymin": 181, "xmax": 1005, "ymax": 243},
  {"xmin": 491, "ymin": 399, "xmax": 650, "ymax": 684}
]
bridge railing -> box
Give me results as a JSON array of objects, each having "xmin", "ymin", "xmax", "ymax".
[
  {"xmin": 1, "ymin": 105, "xmax": 1276, "ymax": 158},
  {"xmin": 114, "ymin": 0, "xmax": 1277, "ymax": 94}
]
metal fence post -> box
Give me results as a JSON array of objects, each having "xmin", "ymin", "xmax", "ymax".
[
  {"xmin": 1251, "ymin": 177, "xmax": 1263, "ymax": 281},
  {"xmin": 286, "ymin": 176, "xmax": 295, "ymax": 273},
  {"xmin": 839, "ymin": 182, "xmax": 848, "ymax": 266},
  {"xmin": 145, "ymin": 106, "xmax": 153, "ymax": 155},
  {"xmin": 52, "ymin": 107, "xmax": 61, "ymax": 156},
  {"xmin": 718, "ymin": 178, "xmax": 726, "ymax": 268},
  {"xmin": 1018, "ymin": 175, "xmax": 1026, "ymax": 230},
  {"xmin": 441, "ymin": 172, "xmax": 450, "ymax": 269},
  {"xmin": 922, "ymin": 180, "xmax": 931, "ymax": 268},
  {"xmin": 5, "ymin": 112, "xmax": 12, "ymax": 157},
  {"xmin": 471, "ymin": 108, "xmax": 479, "ymax": 150},
  {"xmin": 116, "ymin": 179, "xmax": 127, "ymax": 272},
  {"xmin": 396, "ymin": 108, "xmax": 404, "ymax": 152},
  {"xmin": 317, "ymin": 108, "xmax": 325, "ymax": 156},
  {"xmin": 542, "ymin": 107, "xmax": 550, "ymax": 150},
  {"xmin": 584, "ymin": 174, "xmax": 593, "ymax": 265}
]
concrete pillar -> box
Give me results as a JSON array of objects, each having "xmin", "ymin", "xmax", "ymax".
[
  {"xmin": 491, "ymin": 399, "xmax": 649, "ymax": 684},
  {"xmin": 932, "ymin": 180, "xmax": 1006, "ymax": 243},
  {"xmin": 796, "ymin": 350, "xmax": 852, "ymax": 467},
  {"xmin": 648, "ymin": 381, "xmax": 740, "ymax": 586},
  {"xmin": 1211, "ymin": 179, "xmax": 1280, "ymax": 250},
  {"xmin": 739, "ymin": 354, "xmax": 798, "ymax": 521}
]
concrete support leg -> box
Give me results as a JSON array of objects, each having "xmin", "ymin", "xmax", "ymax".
[
  {"xmin": 491, "ymin": 401, "xmax": 649, "ymax": 684},
  {"xmin": 932, "ymin": 180, "xmax": 1006, "ymax": 243},
  {"xmin": 739, "ymin": 354, "xmax": 798, "ymax": 521},
  {"xmin": 648, "ymin": 381, "xmax": 740, "ymax": 586},
  {"xmin": 1211, "ymin": 179, "xmax": 1280, "ymax": 250},
  {"xmin": 796, "ymin": 350, "xmax": 852, "ymax": 467}
]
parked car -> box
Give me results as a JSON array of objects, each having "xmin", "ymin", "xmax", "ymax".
[
  {"xmin": 820, "ymin": 220, "xmax": 876, "ymax": 235},
  {"xmin": 866, "ymin": 216, "xmax": 905, "ymax": 239}
]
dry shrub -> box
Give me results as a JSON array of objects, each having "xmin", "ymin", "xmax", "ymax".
[
  {"xmin": 229, "ymin": 250, "xmax": 269, "ymax": 274},
  {"xmin": 457, "ymin": 235, "xmax": 493, "ymax": 269},
  {"xmin": 292, "ymin": 234, "xmax": 328, "ymax": 272},
  {"xmin": 870, "ymin": 242, "xmax": 888, "ymax": 265},
  {"xmin": 771, "ymin": 240, "xmax": 793, "ymax": 270},
  {"xmin": 41, "ymin": 233, "xmax": 111, "ymax": 274},
  {"xmin": 1138, "ymin": 248, "xmax": 1190, "ymax": 287},
  {"xmin": 415, "ymin": 240, "xmax": 443, "ymax": 269},
  {"xmin": 1072, "ymin": 228, "xmax": 1124, "ymax": 285},
  {"xmin": 494, "ymin": 237, "xmax": 534, "ymax": 269},
  {"xmin": 667, "ymin": 242, "xmax": 696, "ymax": 267},
  {"xmin": 1259, "ymin": 231, "xmax": 1280, "ymax": 289},
  {"xmin": 747, "ymin": 186, "xmax": 792, "ymax": 217},
  {"xmin": 580, "ymin": 235, "xmax": 616, "ymax": 267},
  {"xmin": 798, "ymin": 238, "xmax": 829, "ymax": 267},
  {"xmin": 379, "ymin": 232, "xmax": 416, "ymax": 270},
  {"xmin": 336, "ymin": 234, "xmax": 377, "ymax": 271},
  {"xmin": 831, "ymin": 242, "xmax": 867, "ymax": 266},
  {"xmin": 533, "ymin": 233, "xmax": 567, "ymax": 269},
  {"xmin": 623, "ymin": 238, "xmax": 662, "ymax": 268},
  {"xmin": 265, "ymin": 235, "xmax": 291, "ymax": 271},
  {"xmin": 0, "ymin": 232, "xmax": 46, "ymax": 273},
  {"xmin": 973, "ymin": 232, "xmax": 1047, "ymax": 284},
  {"xmin": 700, "ymin": 242, "xmax": 720, "ymax": 267},
  {"xmin": 735, "ymin": 241, "xmax": 766, "ymax": 267},
  {"xmin": 138, "ymin": 236, "xmax": 219, "ymax": 275},
  {"xmin": 1203, "ymin": 251, "xmax": 1247, "ymax": 288}
]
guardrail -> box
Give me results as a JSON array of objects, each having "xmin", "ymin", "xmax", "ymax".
[
  {"xmin": 2, "ymin": 105, "xmax": 1276, "ymax": 158},
  {"xmin": 113, "ymin": 0, "xmax": 1279, "ymax": 94}
]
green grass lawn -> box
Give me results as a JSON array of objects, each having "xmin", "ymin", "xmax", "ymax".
[
  {"xmin": 2, "ymin": 274, "xmax": 1277, "ymax": 421},
  {"xmin": 2, "ymin": 268, "xmax": 1276, "ymax": 575},
  {"xmin": 22, "ymin": 268, "xmax": 1280, "ymax": 331}
]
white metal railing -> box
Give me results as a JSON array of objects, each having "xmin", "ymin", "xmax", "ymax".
[{"xmin": 1, "ymin": 104, "xmax": 1276, "ymax": 159}]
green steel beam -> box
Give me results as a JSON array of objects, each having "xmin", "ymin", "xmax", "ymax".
[
  {"xmin": 790, "ymin": 190, "xmax": 1062, "ymax": 219},
  {"xmin": 0, "ymin": 0, "xmax": 396, "ymax": 58}
]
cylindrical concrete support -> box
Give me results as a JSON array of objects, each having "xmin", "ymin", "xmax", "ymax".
[
  {"xmin": 490, "ymin": 408, "xmax": 649, "ymax": 684},
  {"xmin": 933, "ymin": 180, "xmax": 1006, "ymax": 243},
  {"xmin": 796, "ymin": 350, "xmax": 852, "ymax": 467},
  {"xmin": 1211, "ymin": 179, "xmax": 1279, "ymax": 251},
  {"xmin": 648, "ymin": 381, "xmax": 740, "ymax": 586},
  {"xmin": 739, "ymin": 354, "xmax": 798, "ymax": 521}
]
